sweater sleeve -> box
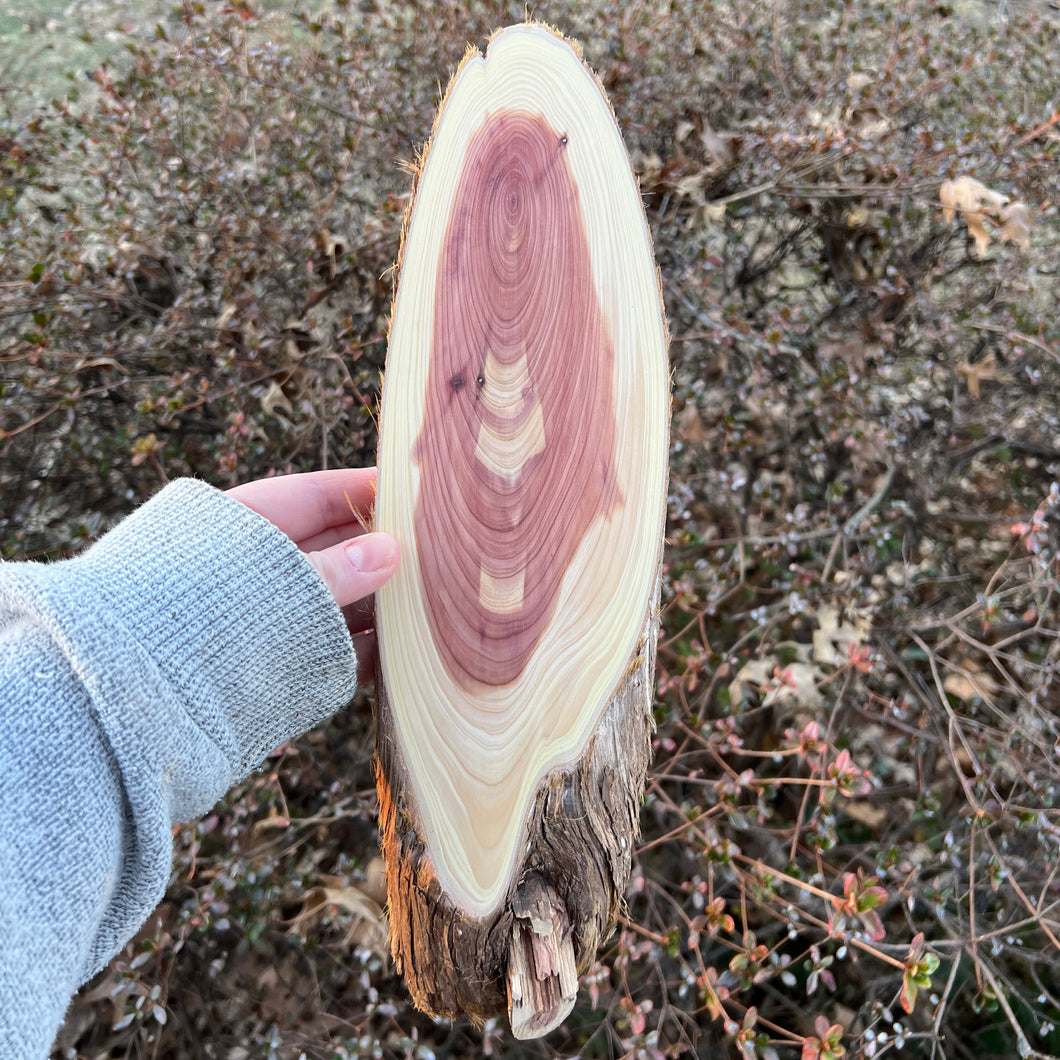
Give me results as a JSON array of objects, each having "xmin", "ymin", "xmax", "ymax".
[{"xmin": 0, "ymin": 478, "xmax": 359, "ymax": 1059}]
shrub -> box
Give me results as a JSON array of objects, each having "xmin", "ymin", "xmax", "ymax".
[{"xmin": 2, "ymin": 2, "xmax": 1058, "ymax": 1058}]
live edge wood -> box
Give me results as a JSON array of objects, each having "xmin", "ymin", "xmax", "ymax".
[
  {"xmin": 375, "ymin": 595, "xmax": 658, "ymax": 1037},
  {"xmin": 373, "ymin": 21, "xmax": 669, "ymax": 1038}
]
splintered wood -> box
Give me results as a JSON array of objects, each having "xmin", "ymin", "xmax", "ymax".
[{"xmin": 374, "ymin": 22, "xmax": 669, "ymax": 1038}]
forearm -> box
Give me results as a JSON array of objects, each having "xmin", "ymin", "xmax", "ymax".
[
  {"xmin": 0, "ymin": 479, "xmax": 358, "ymax": 1057},
  {"xmin": 0, "ymin": 629, "xmax": 130, "ymax": 1057}
]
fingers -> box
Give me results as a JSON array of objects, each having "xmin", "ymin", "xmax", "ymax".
[
  {"xmin": 298, "ymin": 519, "xmax": 370, "ymax": 555},
  {"xmin": 305, "ymin": 531, "xmax": 400, "ymax": 610},
  {"xmin": 228, "ymin": 470, "xmax": 398, "ymax": 680},
  {"xmin": 228, "ymin": 468, "xmax": 378, "ymax": 544}
]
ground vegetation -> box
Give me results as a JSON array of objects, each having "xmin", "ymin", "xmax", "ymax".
[{"xmin": 2, "ymin": 2, "xmax": 1058, "ymax": 1057}]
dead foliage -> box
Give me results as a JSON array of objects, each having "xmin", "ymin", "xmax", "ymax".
[{"xmin": 1, "ymin": 1, "xmax": 1058, "ymax": 1058}]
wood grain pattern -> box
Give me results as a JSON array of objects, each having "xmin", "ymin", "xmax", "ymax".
[{"xmin": 373, "ymin": 22, "xmax": 669, "ymax": 1036}]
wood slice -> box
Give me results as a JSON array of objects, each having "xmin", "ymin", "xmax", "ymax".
[{"xmin": 374, "ymin": 22, "xmax": 669, "ymax": 1038}]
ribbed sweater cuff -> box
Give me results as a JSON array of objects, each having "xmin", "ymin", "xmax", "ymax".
[{"xmin": 66, "ymin": 477, "xmax": 359, "ymax": 819}]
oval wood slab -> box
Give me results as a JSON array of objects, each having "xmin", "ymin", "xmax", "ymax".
[{"xmin": 374, "ymin": 22, "xmax": 669, "ymax": 1038}]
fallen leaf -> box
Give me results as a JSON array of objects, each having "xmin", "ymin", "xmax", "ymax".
[
  {"xmin": 943, "ymin": 663, "xmax": 999, "ymax": 702},
  {"xmin": 939, "ymin": 175, "xmax": 1032, "ymax": 257},
  {"xmin": 286, "ymin": 881, "xmax": 389, "ymax": 960},
  {"xmin": 363, "ymin": 856, "xmax": 388, "ymax": 906},
  {"xmin": 849, "ymin": 104, "xmax": 889, "ymax": 140},
  {"xmin": 630, "ymin": 149, "xmax": 664, "ymax": 190},
  {"xmin": 731, "ymin": 653, "xmax": 824, "ymax": 710},
  {"xmin": 673, "ymin": 169, "xmax": 708, "ymax": 200},
  {"xmin": 675, "ymin": 401, "xmax": 705, "ymax": 444},
  {"xmin": 844, "ymin": 800, "xmax": 888, "ymax": 831},
  {"xmin": 700, "ymin": 120, "xmax": 737, "ymax": 170},
  {"xmin": 844, "ymin": 206, "xmax": 872, "ymax": 228},
  {"xmin": 260, "ymin": 380, "xmax": 292, "ymax": 419},
  {"xmin": 956, "ymin": 350, "xmax": 1000, "ymax": 400},
  {"xmin": 703, "ymin": 201, "xmax": 727, "ymax": 223},
  {"xmin": 812, "ymin": 603, "xmax": 871, "ymax": 666},
  {"xmin": 999, "ymin": 202, "xmax": 1033, "ymax": 249}
]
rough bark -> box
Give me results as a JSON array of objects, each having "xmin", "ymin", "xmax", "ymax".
[
  {"xmin": 375, "ymin": 591, "xmax": 658, "ymax": 1035},
  {"xmin": 372, "ymin": 21, "xmax": 669, "ymax": 1037}
]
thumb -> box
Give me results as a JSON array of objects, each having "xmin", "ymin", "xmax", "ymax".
[{"xmin": 306, "ymin": 532, "xmax": 400, "ymax": 608}]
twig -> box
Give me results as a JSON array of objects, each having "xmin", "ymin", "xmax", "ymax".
[
  {"xmin": 982, "ymin": 832, "xmax": 1060, "ymax": 955},
  {"xmin": 976, "ymin": 959, "xmax": 1036, "ymax": 1059},
  {"xmin": 968, "ymin": 824, "xmax": 981, "ymax": 991},
  {"xmin": 1005, "ymin": 110, "xmax": 1060, "ymax": 152},
  {"xmin": 909, "ymin": 631, "xmax": 989, "ymax": 806},
  {"xmin": 843, "ymin": 463, "xmax": 896, "ymax": 533},
  {"xmin": 931, "ymin": 951, "xmax": 962, "ymax": 1059},
  {"xmin": 819, "ymin": 528, "xmax": 844, "ymax": 587},
  {"xmin": 968, "ymin": 323, "xmax": 1060, "ymax": 365},
  {"xmin": 1, "ymin": 400, "xmax": 65, "ymax": 439},
  {"xmin": 732, "ymin": 856, "xmax": 909, "ymax": 970}
]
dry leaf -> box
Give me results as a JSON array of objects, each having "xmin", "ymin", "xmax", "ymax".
[
  {"xmin": 675, "ymin": 401, "xmax": 705, "ymax": 444},
  {"xmin": 260, "ymin": 380, "xmax": 293, "ymax": 419},
  {"xmin": 362, "ymin": 856, "xmax": 388, "ymax": 906},
  {"xmin": 630, "ymin": 149, "xmax": 664, "ymax": 190},
  {"xmin": 844, "ymin": 800, "xmax": 888, "ymax": 831},
  {"xmin": 999, "ymin": 202, "xmax": 1033, "ymax": 249},
  {"xmin": 849, "ymin": 104, "xmax": 889, "ymax": 140},
  {"xmin": 700, "ymin": 121, "xmax": 737, "ymax": 170},
  {"xmin": 703, "ymin": 201, "xmax": 727, "ymax": 224},
  {"xmin": 731, "ymin": 653, "xmax": 824, "ymax": 711},
  {"xmin": 287, "ymin": 881, "xmax": 389, "ymax": 960},
  {"xmin": 312, "ymin": 228, "xmax": 345, "ymax": 279},
  {"xmin": 812, "ymin": 603, "xmax": 870, "ymax": 666},
  {"xmin": 215, "ymin": 301, "xmax": 239, "ymax": 330},
  {"xmin": 956, "ymin": 350, "xmax": 1000, "ymax": 400},
  {"xmin": 767, "ymin": 661, "xmax": 822, "ymax": 708},
  {"xmin": 943, "ymin": 664, "xmax": 999, "ymax": 702},
  {"xmin": 939, "ymin": 176, "xmax": 1032, "ymax": 257},
  {"xmin": 730, "ymin": 658, "xmax": 773, "ymax": 708},
  {"xmin": 673, "ymin": 169, "xmax": 708, "ymax": 200}
]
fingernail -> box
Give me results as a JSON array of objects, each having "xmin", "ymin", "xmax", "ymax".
[{"xmin": 345, "ymin": 533, "xmax": 398, "ymax": 573}]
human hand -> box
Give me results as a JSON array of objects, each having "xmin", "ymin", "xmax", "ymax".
[{"xmin": 227, "ymin": 468, "xmax": 399, "ymax": 682}]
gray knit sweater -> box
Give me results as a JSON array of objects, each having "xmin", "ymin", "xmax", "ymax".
[{"xmin": 0, "ymin": 478, "xmax": 360, "ymax": 1058}]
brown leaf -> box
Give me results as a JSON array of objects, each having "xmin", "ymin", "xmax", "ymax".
[
  {"xmin": 675, "ymin": 402, "xmax": 705, "ymax": 444},
  {"xmin": 259, "ymin": 380, "xmax": 293, "ymax": 420},
  {"xmin": 999, "ymin": 202, "xmax": 1033, "ymax": 249},
  {"xmin": 955, "ymin": 350, "xmax": 1000, "ymax": 400},
  {"xmin": 939, "ymin": 176, "xmax": 1031, "ymax": 257},
  {"xmin": 943, "ymin": 663, "xmax": 999, "ymax": 702},
  {"xmin": 286, "ymin": 881, "xmax": 389, "ymax": 960},
  {"xmin": 699, "ymin": 120, "xmax": 737, "ymax": 171},
  {"xmin": 844, "ymin": 800, "xmax": 888, "ymax": 831}
]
